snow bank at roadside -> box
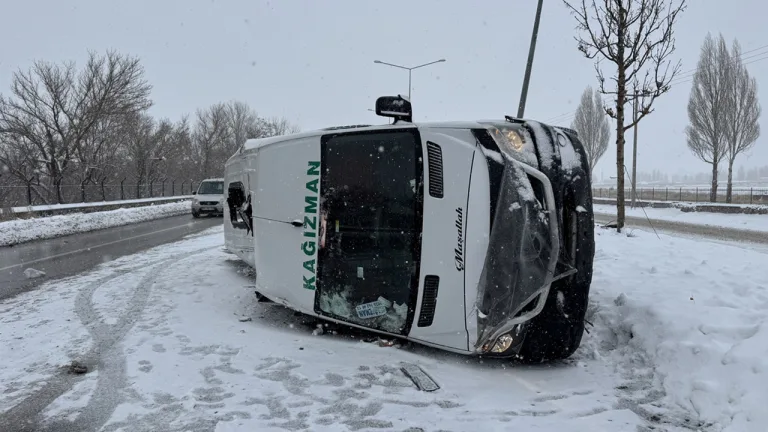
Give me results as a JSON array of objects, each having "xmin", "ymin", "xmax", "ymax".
[
  {"xmin": 593, "ymin": 203, "xmax": 768, "ymax": 232},
  {"xmin": 583, "ymin": 226, "xmax": 768, "ymax": 431},
  {"xmin": 0, "ymin": 201, "xmax": 190, "ymax": 247}
]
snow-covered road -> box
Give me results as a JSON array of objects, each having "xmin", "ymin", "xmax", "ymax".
[{"xmin": 1, "ymin": 225, "xmax": 766, "ymax": 431}]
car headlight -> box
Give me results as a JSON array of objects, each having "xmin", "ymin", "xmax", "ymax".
[
  {"xmin": 490, "ymin": 333, "xmax": 515, "ymax": 353},
  {"xmin": 481, "ymin": 324, "xmax": 524, "ymax": 354},
  {"xmin": 488, "ymin": 126, "xmax": 525, "ymax": 153}
]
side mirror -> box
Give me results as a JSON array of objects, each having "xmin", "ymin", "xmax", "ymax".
[
  {"xmin": 375, "ymin": 95, "xmax": 412, "ymax": 123},
  {"xmin": 192, "ymin": 191, "xmax": 197, "ymax": 195}
]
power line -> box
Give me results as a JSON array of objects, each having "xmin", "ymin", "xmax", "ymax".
[
  {"xmin": 550, "ymin": 46, "xmax": 768, "ymax": 125},
  {"xmin": 671, "ymin": 53, "xmax": 768, "ymax": 87},
  {"xmin": 543, "ymin": 42, "xmax": 768, "ymax": 126},
  {"xmin": 668, "ymin": 47, "xmax": 768, "ymax": 86}
]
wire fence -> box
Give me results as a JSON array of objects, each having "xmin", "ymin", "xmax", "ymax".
[
  {"xmin": 592, "ymin": 187, "xmax": 768, "ymax": 205},
  {"xmin": 0, "ymin": 180, "xmax": 201, "ymax": 209},
  {"xmin": 5, "ymin": 182, "xmax": 766, "ymax": 210}
]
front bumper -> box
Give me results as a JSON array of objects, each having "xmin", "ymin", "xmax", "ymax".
[{"xmin": 192, "ymin": 201, "xmax": 224, "ymax": 214}]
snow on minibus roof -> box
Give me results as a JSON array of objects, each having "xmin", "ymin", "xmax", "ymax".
[{"xmin": 240, "ymin": 120, "xmax": 505, "ymax": 152}]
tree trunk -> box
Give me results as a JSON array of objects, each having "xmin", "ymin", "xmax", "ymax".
[
  {"xmin": 710, "ymin": 158, "xmax": 719, "ymax": 202},
  {"xmin": 612, "ymin": 11, "xmax": 627, "ymax": 232},
  {"xmin": 49, "ymin": 156, "xmax": 64, "ymax": 204},
  {"xmin": 616, "ymin": 116, "xmax": 625, "ymax": 232},
  {"xmin": 726, "ymin": 159, "xmax": 734, "ymax": 203},
  {"xmin": 54, "ymin": 178, "xmax": 64, "ymax": 204}
]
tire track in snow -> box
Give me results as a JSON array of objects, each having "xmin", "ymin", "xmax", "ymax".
[{"xmin": 0, "ymin": 246, "xmax": 217, "ymax": 432}]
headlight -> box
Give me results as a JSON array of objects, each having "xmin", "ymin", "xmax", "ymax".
[
  {"xmin": 488, "ymin": 126, "xmax": 525, "ymax": 153},
  {"xmin": 490, "ymin": 333, "xmax": 515, "ymax": 353},
  {"xmin": 481, "ymin": 324, "xmax": 524, "ymax": 354}
]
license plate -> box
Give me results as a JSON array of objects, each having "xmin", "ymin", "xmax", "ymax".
[
  {"xmin": 355, "ymin": 300, "xmax": 387, "ymax": 319},
  {"xmin": 201, "ymin": 206, "xmax": 215, "ymax": 212}
]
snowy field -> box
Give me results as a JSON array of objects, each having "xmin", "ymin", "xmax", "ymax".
[
  {"xmin": 1, "ymin": 225, "xmax": 767, "ymax": 431},
  {"xmin": 0, "ymin": 201, "xmax": 191, "ymax": 247},
  {"xmin": 593, "ymin": 203, "xmax": 768, "ymax": 232}
]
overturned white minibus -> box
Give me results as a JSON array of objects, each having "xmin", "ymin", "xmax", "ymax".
[{"xmin": 223, "ymin": 96, "xmax": 595, "ymax": 363}]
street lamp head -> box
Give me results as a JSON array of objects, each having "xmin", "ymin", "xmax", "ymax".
[
  {"xmin": 373, "ymin": 60, "xmax": 382, "ymax": 64},
  {"xmin": 437, "ymin": 59, "xmax": 446, "ymax": 62}
]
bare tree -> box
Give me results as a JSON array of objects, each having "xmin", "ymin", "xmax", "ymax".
[
  {"xmin": 169, "ymin": 115, "xmax": 194, "ymax": 186},
  {"xmin": 121, "ymin": 114, "xmax": 151, "ymax": 198},
  {"xmin": 563, "ymin": 0, "xmax": 687, "ymax": 231},
  {"xmin": 722, "ymin": 40, "xmax": 761, "ymax": 203},
  {"xmin": 0, "ymin": 135, "xmax": 46, "ymax": 205},
  {"xmin": 0, "ymin": 50, "xmax": 152, "ymax": 203},
  {"xmin": 685, "ymin": 33, "xmax": 732, "ymax": 202},
  {"xmin": 571, "ymin": 85, "xmax": 610, "ymax": 178},
  {"xmin": 193, "ymin": 103, "xmax": 231, "ymax": 178},
  {"xmin": 225, "ymin": 100, "xmax": 260, "ymax": 157},
  {"xmin": 260, "ymin": 116, "xmax": 301, "ymax": 137}
]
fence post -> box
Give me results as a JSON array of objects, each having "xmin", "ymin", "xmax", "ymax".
[
  {"xmin": 100, "ymin": 179, "xmax": 106, "ymax": 201},
  {"xmin": 679, "ymin": 187, "xmax": 682, "ymax": 201},
  {"xmin": 27, "ymin": 182, "xmax": 33, "ymax": 205},
  {"xmin": 149, "ymin": 181, "xmax": 154, "ymax": 198},
  {"xmin": 172, "ymin": 180, "xmax": 175, "ymax": 196},
  {"xmin": 750, "ymin": 188, "xmax": 753, "ymax": 205},
  {"xmin": 696, "ymin": 187, "xmax": 698, "ymax": 202},
  {"xmin": 161, "ymin": 178, "xmax": 167, "ymax": 197},
  {"xmin": 81, "ymin": 180, "xmax": 87, "ymax": 203},
  {"xmin": 652, "ymin": 187, "xmax": 655, "ymax": 200},
  {"xmin": 121, "ymin": 178, "xmax": 126, "ymax": 200},
  {"xmin": 665, "ymin": 187, "xmax": 668, "ymax": 201}
]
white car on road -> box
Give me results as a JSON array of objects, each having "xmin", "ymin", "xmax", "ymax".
[{"xmin": 191, "ymin": 178, "xmax": 225, "ymax": 218}]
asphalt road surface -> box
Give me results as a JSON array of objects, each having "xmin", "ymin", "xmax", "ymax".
[
  {"xmin": 594, "ymin": 212, "xmax": 768, "ymax": 245},
  {"xmin": 0, "ymin": 214, "xmax": 222, "ymax": 301},
  {"xmin": 2, "ymin": 210, "xmax": 764, "ymax": 301}
]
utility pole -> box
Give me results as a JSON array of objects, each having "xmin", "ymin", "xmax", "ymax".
[
  {"xmin": 517, "ymin": 0, "xmax": 544, "ymax": 118},
  {"xmin": 631, "ymin": 91, "xmax": 638, "ymax": 208}
]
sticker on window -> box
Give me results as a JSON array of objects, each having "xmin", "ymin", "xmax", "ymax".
[{"xmin": 355, "ymin": 300, "xmax": 387, "ymax": 319}]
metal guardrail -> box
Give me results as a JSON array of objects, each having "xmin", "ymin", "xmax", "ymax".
[{"xmin": 1, "ymin": 195, "xmax": 192, "ymax": 216}]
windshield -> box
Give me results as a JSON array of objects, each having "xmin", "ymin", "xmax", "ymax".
[
  {"xmin": 197, "ymin": 181, "xmax": 224, "ymax": 195},
  {"xmin": 473, "ymin": 141, "xmax": 560, "ymax": 350},
  {"xmin": 315, "ymin": 129, "xmax": 423, "ymax": 335}
]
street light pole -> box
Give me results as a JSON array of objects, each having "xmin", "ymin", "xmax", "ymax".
[
  {"xmin": 373, "ymin": 58, "xmax": 446, "ymax": 100},
  {"xmin": 517, "ymin": 0, "xmax": 544, "ymax": 118}
]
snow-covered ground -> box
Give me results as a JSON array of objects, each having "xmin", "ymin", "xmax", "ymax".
[
  {"xmin": 0, "ymin": 201, "xmax": 191, "ymax": 247},
  {"xmin": 594, "ymin": 203, "xmax": 768, "ymax": 232},
  {"xmin": 1, "ymin": 225, "xmax": 766, "ymax": 431}
]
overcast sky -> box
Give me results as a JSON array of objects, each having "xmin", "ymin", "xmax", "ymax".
[{"xmin": 1, "ymin": 0, "xmax": 765, "ymax": 179}]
